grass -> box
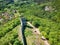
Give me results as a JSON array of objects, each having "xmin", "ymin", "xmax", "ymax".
[{"xmin": 25, "ymin": 27, "xmax": 45, "ymax": 45}]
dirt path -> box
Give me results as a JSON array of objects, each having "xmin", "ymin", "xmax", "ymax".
[
  {"xmin": 27, "ymin": 22, "xmax": 50, "ymax": 45},
  {"xmin": 18, "ymin": 21, "xmax": 50, "ymax": 45}
]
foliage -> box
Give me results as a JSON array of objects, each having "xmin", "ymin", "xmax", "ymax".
[
  {"xmin": 24, "ymin": 14, "xmax": 60, "ymax": 45},
  {"xmin": 0, "ymin": 17, "xmax": 20, "ymax": 38},
  {"xmin": 0, "ymin": 25, "xmax": 19, "ymax": 45},
  {"xmin": 0, "ymin": 0, "xmax": 60, "ymax": 45},
  {"xmin": 25, "ymin": 28, "xmax": 33, "ymax": 37},
  {"xmin": 13, "ymin": 38, "xmax": 22, "ymax": 45},
  {"xmin": 18, "ymin": 3, "xmax": 60, "ymax": 45},
  {"xmin": 53, "ymin": 0, "xmax": 60, "ymax": 11}
]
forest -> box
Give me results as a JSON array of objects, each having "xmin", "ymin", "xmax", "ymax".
[{"xmin": 0, "ymin": 0, "xmax": 60, "ymax": 45}]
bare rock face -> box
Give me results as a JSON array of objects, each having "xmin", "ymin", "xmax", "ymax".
[
  {"xmin": 0, "ymin": 18, "xmax": 3, "ymax": 22},
  {"xmin": 45, "ymin": 6, "xmax": 54, "ymax": 12},
  {"xmin": 45, "ymin": 6, "xmax": 50, "ymax": 11}
]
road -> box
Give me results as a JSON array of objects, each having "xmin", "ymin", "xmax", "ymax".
[
  {"xmin": 18, "ymin": 17, "xmax": 50, "ymax": 45},
  {"xmin": 18, "ymin": 17, "xmax": 27, "ymax": 45}
]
